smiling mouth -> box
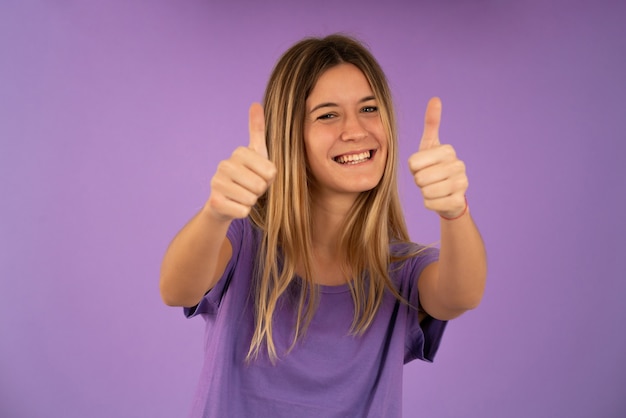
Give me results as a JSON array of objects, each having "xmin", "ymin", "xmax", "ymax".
[{"xmin": 333, "ymin": 150, "xmax": 373, "ymax": 165}]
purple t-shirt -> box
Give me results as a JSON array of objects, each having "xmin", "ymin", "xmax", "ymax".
[{"xmin": 184, "ymin": 218, "xmax": 446, "ymax": 418}]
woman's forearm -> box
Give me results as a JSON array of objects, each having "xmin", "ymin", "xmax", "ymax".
[
  {"xmin": 159, "ymin": 207, "xmax": 232, "ymax": 307},
  {"xmin": 435, "ymin": 210, "xmax": 487, "ymax": 312}
]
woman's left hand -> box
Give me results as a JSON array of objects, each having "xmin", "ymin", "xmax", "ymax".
[{"xmin": 408, "ymin": 97, "xmax": 468, "ymax": 219}]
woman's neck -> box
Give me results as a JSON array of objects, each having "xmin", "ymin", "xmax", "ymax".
[
  {"xmin": 309, "ymin": 191, "xmax": 356, "ymax": 251},
  {"xmin": 306, "ymin": 192, "xmax": 360, "ymax": 283}
]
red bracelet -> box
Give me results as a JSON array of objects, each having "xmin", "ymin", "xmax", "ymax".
[{"xmin": 439, "ymin": 196, "xmax": 468, "ymax": 221}]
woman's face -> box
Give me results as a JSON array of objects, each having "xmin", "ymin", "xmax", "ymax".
[{"xmin": 303, "ymin": 63, "xmax": 388, "ymax": 202}]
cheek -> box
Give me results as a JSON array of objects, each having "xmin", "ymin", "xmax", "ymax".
[
  {"xmin": 378, "ymin": 133, "xmax": 390, "ymax": 155},
  {"xmin": 367, "ymin": 119, "xmax": 387, "ymax": 144},
  {"xmin": 303, "ymin": 139, "xmax": 317, "ymax": 166},
  {"xmin": 377, "ymin": 137, "xmax": 391, "ymax": 169},
  {"xmin": 303, "ymin": 141, "xmax": 322, "ymax": 176},
  {"xmin": 304, "ymin": 129, "xmax": 332, "ymax": 159}
]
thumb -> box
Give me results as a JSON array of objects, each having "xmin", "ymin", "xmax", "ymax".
[
  {"xmin": 418, "ymin": 97, "xmax": 442, "ymax": 151},
  {"xmin": 248, "ymin": 102, "xmax": 268, "ymax": 158}
]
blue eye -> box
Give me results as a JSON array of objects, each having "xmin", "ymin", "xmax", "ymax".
[
  {"xmin": 362, "ymin": 106, "xmax": 378, "ymax": 113},
  {"xmin": 317, "ymin": 113, "xmax": 335, "ymax": 120}
]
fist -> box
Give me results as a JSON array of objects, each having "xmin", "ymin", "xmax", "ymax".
[
  {"xmin": 205, "ymin": 103, "xmax": 277, "ymax": 221},
  {"xmin": 408, "ymin": 97, "xmax": 468, "ymax": 219}
]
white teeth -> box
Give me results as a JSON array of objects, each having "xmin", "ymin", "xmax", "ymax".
[{"xmin": 335, "ymin": 151, "xmax": 371, "ymax": 164}]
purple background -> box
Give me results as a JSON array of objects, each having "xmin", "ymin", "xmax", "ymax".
[{"xmin": 1, "ymin": 0, "xmax": 625, "ymax": 417}]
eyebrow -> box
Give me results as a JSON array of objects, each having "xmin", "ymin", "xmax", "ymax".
[{"xmin": 308, "ymin": 95, "xmax": 376, "ymax": 114}]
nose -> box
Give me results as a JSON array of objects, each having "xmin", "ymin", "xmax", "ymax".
[{"xmin": 340, "ymin": 112, "xmax": 368, "ymax": 141}]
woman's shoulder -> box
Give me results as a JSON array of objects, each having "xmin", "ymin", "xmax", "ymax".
[
  {"xmin": 225, "ymin": 217, "xmax": 264, "ymax": 260},
  {"xmin": 390, "ymin": 240, "xmax": 438, "ymax": 259},
  {"xmin": 389, "ymin": 240, "xmax": 439, "ymax": 277},
  {"xmin": 229, "ymin": 217, "xmax": 262, "ymax": 238}
]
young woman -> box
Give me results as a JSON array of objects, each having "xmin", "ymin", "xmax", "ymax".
[{"xmin": 160, "ymin": 34, "xmax": 487, "ymax": 418}]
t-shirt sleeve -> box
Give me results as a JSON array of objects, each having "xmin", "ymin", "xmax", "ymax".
[
  {"xmin": 402, "ymin": 246, "xmax": 448, "ymax": 364},
  {"xmin": 183, "ymin": 218, "xmax": 245, "ymax": 318}
]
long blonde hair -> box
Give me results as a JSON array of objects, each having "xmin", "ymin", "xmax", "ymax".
[{"xmin": 248, "ymin": 34, "xmax": 412, "ymax": 361}]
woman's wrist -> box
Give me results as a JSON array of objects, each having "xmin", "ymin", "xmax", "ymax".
[{"xmin": 439, "ymin": 196, "xmax": 468, "ymax": 221}]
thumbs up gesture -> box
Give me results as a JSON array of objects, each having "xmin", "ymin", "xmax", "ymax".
[
  {"xmin": 206, "ymin": 103, "xmax": 277, "ymax": 222},
  {"xmin": 408, "ymin": 98, "xmax": 468, "ymax": 219}
]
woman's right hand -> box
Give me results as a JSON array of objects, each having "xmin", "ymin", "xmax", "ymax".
[{"xmin": 204, "ymin": 103, "xmax": 277, "ymax": 222}]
